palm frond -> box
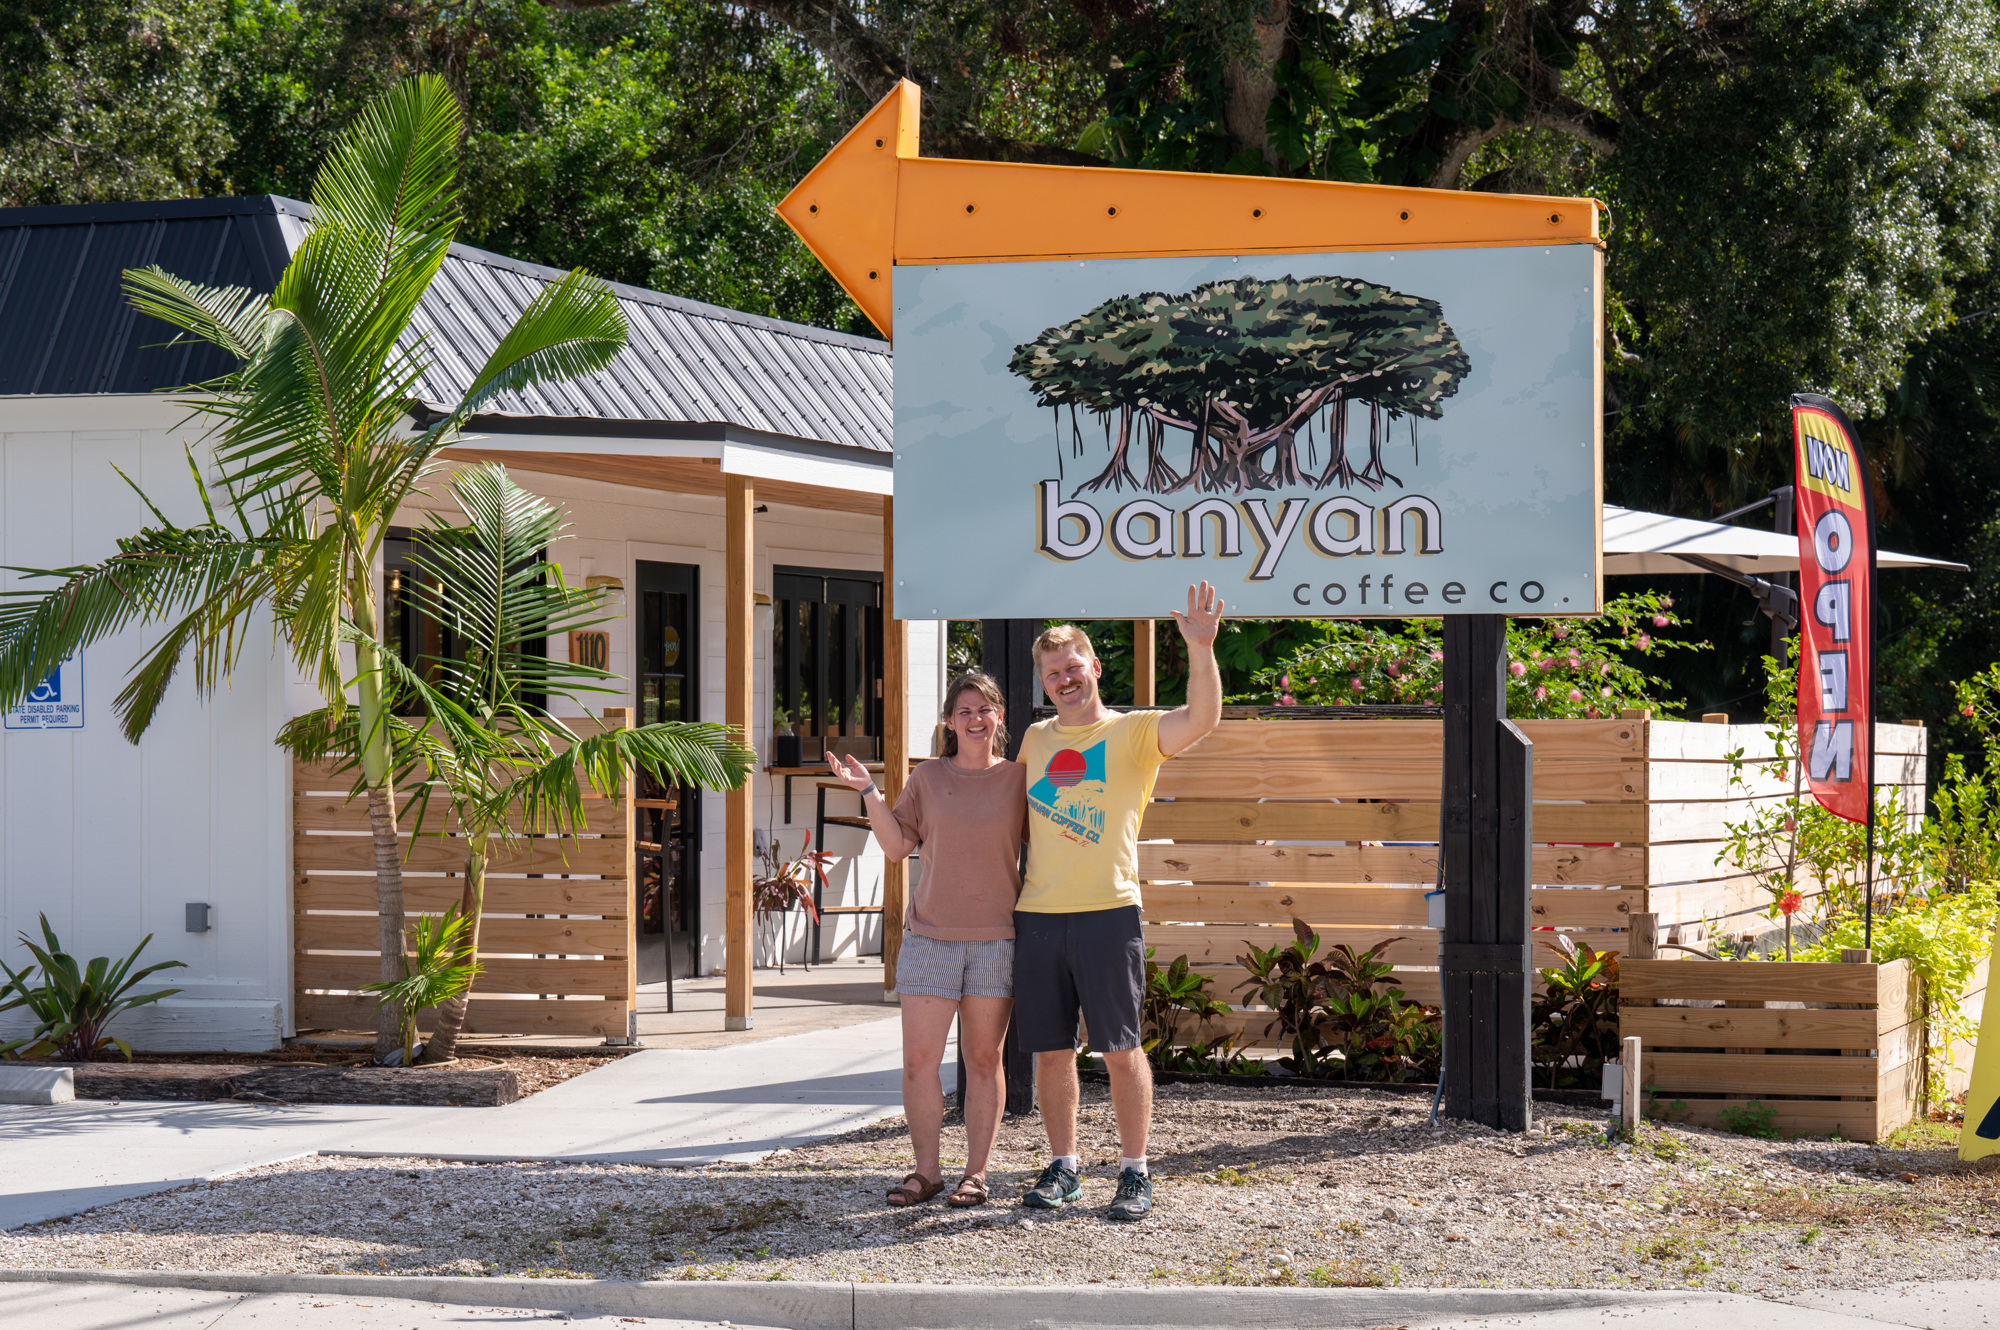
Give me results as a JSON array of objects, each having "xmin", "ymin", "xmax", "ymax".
[
  {"xmin": 311, "ymin": 74, "xmax": 461, "ymax": 265},
  {"xmin": 0, "ymin": 518, "xmax": 282, "ymax": 723},
  {"xmin": 404, "ymin": 464, "xmax": 620, "ymax": 713},
  {"xmin": 573, "ymin": 722, "xmax": 758, "ymax": 798},
  {"xmin": 120, "ymin": 268, "xmax": 275, "ymax": 362}
]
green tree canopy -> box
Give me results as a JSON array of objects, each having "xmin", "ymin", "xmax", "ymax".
[{"xmin": 1010, "ymin": 274, "xmax": 1469, "ymax": 494}]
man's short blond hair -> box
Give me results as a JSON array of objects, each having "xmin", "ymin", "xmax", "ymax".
[{"xmin": 1033, "ymin": 623, "xmax": 1097, "ymax": 667}]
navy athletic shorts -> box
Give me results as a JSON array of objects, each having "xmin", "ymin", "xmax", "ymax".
[{"xmin": 1011, "ymin": 905, "xmax": 1146, "ymax": 1054}]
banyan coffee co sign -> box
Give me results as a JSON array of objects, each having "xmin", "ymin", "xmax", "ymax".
[{"xmin": 892, "ymin": 244, "xmax": 1601, "ymax": 619}]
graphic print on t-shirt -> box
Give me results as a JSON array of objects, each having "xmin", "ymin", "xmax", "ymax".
[{"xmin": 1029, "ymin": 741, "xmax": 1109, "ymax": 845}]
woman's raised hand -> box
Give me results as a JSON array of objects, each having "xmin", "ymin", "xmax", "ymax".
[{"xmin": 827, "ymin": 752, "xmax": 874, "ymax": 792}]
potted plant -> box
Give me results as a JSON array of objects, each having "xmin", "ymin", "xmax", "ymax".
[
  {"xmin": 771, "ymin": 707, "xmax": 801, "ymax": 768},
  {"xmin": 754, "ymin": 833, "xmax": 828, "ymax": 971}
]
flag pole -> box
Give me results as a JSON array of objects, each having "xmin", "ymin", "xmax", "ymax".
[
  {"xmin": 1864, "ymin": 785, "xmax": 1875, "ymax": 951},
  {"xmin": 1863, "ymin": 459, "xmax": 1879, "ymax": 953}
]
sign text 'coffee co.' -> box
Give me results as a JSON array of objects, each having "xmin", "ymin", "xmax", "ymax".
[{"xmin": 779, "ymin": 82, "xmax": 1606, "ymax": 619}]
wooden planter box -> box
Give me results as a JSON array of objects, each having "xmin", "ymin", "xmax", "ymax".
[{"xmin": 1620, "ymin": 958, "xmax": 1922, "ymax": 1141}]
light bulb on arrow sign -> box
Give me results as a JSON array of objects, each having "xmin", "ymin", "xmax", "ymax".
[{"xmin": 776, "ymin": 80, "xmax": 1603, "ymax": 340}]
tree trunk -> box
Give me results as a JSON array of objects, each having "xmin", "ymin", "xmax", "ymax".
[
  {"xmin": 1077, "ymin": 405, "xmax": 1139, "ymax": 493},
  {"xmin": 1222, "ymin": 0, "xmax": 1292, "ymax": 168},
  {"xmin": 1316, "ymin": 395, "xmax": 1357, "ymax": 489},
  {"xmin": 350, "ymin": 590, "xmax": 406, "ymax": 1058},
  {"xmin": 1142, "ymin": 414, "xmax": 1182, "ymax": 491},
  {"xmin": 420, "ymin": 841, "xmax": 486, "ymax": 1064}
]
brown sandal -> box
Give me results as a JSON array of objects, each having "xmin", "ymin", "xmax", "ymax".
[
  {"xmin": 946, "ymin": 1175, "xmax": 989, "ymax": 1208},
  {"xmin": 886, "ymin": 1172, "xmax": 945, "ymax": 1207}
]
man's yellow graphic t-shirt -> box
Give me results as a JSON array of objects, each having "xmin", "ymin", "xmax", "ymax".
[{"xmin": 1016, "ymin": 709, "xmax": 1168, "ymax": 914}]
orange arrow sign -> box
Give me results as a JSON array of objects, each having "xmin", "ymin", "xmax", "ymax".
[{"xmin": 778, "ymin": 80, "xmax": 1602, "ymax": 339}]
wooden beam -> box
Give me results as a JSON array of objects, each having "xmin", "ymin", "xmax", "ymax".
[
  {"xmin": 882, "ymin": 495, "xmax": 907, "ymax": 1000},
  {"xmin": 725, "ymin": 476, "xmax": 755, "ymax": 1030},
  {"xmin": 606, "ymin": 706, "xmax": 638, "ymax": 1045},
  {"xmin": 437, "ymin": 448, "xmax": 888, "ymax": 516},
  {"xmin": 1132, "ymin": 620, "xmax": 1155, "ymax": 707}
]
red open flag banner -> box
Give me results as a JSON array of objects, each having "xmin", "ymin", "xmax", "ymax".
[{"xmin": 1791, "ymin": 394, "xmax": 1875, "ymax": 825}]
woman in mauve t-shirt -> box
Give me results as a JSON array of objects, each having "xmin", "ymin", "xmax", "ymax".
[{"xmin": 828, "ymin": 671, "xmax": 1026, "ymax": 1209}]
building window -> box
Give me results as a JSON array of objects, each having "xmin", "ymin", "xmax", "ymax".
[
  {"xmin": 382, "ymin": 528, "xmax": 544, "ymax": 714},
  {"xmin": 773, "ymin": 566, "xmax": 883, "ymax": 762}
]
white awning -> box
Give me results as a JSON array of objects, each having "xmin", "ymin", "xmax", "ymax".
[{"xmin": 1603, "ymin": 505, "xmax": 1966, "ymax": 576}]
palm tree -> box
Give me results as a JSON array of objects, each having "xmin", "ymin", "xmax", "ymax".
[
  {"xmin": 283, "ymin": 464, "xmax": 755, "ymax": 1062},
  {"xmin": 0, "ymin": 77, "xmax": 628, "ymax": 1053}
]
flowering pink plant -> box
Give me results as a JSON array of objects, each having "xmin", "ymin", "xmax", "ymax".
[{"xmin": 1250, "ymin": 592, "xmax": 1698, "ymax": 719}]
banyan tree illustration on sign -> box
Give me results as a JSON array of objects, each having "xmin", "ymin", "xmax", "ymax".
[{"xmin": 1008, "ymin": 274, "xmax": 1471, "ymax": 497}]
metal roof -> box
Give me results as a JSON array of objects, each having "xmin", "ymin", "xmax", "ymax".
[{"xmin": 0, "ymin": 195, "xmax": 892, "ymax": 454}]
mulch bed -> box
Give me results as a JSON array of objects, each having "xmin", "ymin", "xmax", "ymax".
[{"xmin": 30, "ymin": 1045, "xmax": 630, "ymax": 1107}]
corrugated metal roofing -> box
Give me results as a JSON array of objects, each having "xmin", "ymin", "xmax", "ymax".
[{"xmin": 0, "ymin": 195, "xmax": 891, "ymax": 453}]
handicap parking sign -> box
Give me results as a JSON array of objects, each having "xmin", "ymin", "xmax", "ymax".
[{"xmin": 5, "ymin": 656, "xmax": 83, "ymax": 729}]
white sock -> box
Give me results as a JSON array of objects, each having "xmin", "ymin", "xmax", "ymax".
[
  {"xmin": 1054, "ymin": 1155, "xmax": 1080, "ymax": 1173},
  {"xmin": 1121, "ymin": 1156, "xmax": 1148, "ymax": 1175}
]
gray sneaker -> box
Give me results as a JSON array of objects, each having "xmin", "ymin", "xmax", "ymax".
[
  {"xmin": 1106, "ymin": 1167, "xmax": 1153, "ymax": 1221},
  {"xmin": 1021, "ymin": 1161, "xmax": 1082, "ymax": 1210}
]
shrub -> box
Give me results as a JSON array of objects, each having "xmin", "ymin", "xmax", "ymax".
[
  {"xmin": 1249, "ymin": 592, "xmax": 1698, "ymax": 717},
  {"xmin": 0, "ymin": 915, "xmax": 185, "ymax": 1061},
  {"xmin": 1717, "ymin": 1100, "xmax": 1781, "ymax": 1139},
  {"xmin": 1142, "ymin": 949, "xmax": 1254, "ymax": 1075},
  {"xmin": 363, "ymin": 907, "xmax": 480, "ymax": 1066},
  {"xmin": 1236, "ymin": 920, "xmax": 1438, "ymax": 1081},
  {"xmin": 1531, "ymin": 940, "xmax": 1622, "ymax": 1089},
  {"xmin": 1796, "ymin": 882, "xmax": 1999, "ymax": 1107}
]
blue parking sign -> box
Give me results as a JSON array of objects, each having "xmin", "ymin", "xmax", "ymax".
[{"xmin": 5, "ymin": 656, "xmax": 83, "ymax": 729}]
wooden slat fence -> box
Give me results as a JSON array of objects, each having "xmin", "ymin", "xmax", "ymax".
[
  {"xmin": 292, "ymin": 713, "xmax": 637, "ymax": 1039},
  {"xmin": 1138, "ymin": 716, "xmax": 1927, "ymax": 1052}
]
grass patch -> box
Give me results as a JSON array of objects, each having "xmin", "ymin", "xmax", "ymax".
[
  {"xmin": 1198, "ymin": 1164, "xmax": 1270, "ymax": 1187},
  {"xmin": 1884, "ymin": 1116, "xmax": 1963, "ymax": 1151},
  {"xmin": 1646, "ymin": 1234, "xmax": 1692, "ymax": 1261},
  {"xmin": 1716, "ymin": 1101, "xmax": 1781, "ymax": 1140}
]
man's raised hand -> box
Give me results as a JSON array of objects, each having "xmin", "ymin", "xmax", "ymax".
[{"xmin": 1171, "ymin": 581, "xmax": 1224, "ymax": 650}]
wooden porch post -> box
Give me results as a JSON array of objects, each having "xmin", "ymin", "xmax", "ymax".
[
  {"xmin": 725, "ymin": 476, "xmax": 755, "ymax": 1031},
  {"xmin": 1132, "ymin": 620, "xmax": 1155, "ymax": 706},
  {"xmin": 881, "ymin": 495, "xmax": 907, "ymax": 1000}
]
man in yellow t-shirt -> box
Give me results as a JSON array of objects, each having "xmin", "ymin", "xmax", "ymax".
[{"xmin": 1013, "ymin": 582, "xmax": 1223, "ymax": 1222}]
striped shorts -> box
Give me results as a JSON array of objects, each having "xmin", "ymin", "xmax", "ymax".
[{"xmin": 896, "ymin": 932, "xmax": 1015, "ymax": 1001}]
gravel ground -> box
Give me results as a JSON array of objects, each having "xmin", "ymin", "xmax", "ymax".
[{"xmin": 4, "ymin": 1082, "xmax": 1996, "ymax": 1293}]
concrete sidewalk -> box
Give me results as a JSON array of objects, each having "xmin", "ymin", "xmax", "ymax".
[
  {"xmin": 9, "ymin": 1272, "xmax": 1998, "ymax": 1330},
  {"xmin": 0, "ymin": 1016, "xmax": 940, "ymax": 1230},
  {"xmin": 0, "ymin": 1279, "xmax": 749, "ymax": 1328},
  {"xmin": 329, "ymin": 1014, "xmax": 935, "ymax": 1165},
  {"xmin": 1412, "ymin": 1280, "xmax": 2000, "ymax": 1329}
]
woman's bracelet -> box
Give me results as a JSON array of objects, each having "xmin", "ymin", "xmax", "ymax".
[{"xmin": 860, "ymin": 782, "xmax": 879, "ymax": 800}]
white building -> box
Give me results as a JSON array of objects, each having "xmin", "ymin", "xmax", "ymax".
[{"xmin": 0, "ymin": 195, "xmax": 934, "ymax": 1050}]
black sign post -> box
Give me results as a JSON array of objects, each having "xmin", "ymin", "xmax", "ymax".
[{"xmin": 1440, "ymin": 615, "xmax": 1535, "ymax": 1131}]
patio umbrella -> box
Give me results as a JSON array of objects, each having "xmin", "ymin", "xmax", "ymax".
[
  {"xmin": 1601, "ymin": 502, "xmax": 1966, "ymax": 639},
  {"xmin": 1603, "ymin": 504, "xmax": 1967, "ymax": 577}
]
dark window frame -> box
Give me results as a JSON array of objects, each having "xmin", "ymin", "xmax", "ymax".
[
  {"xmin": 773, "ymin": 564, "xmax": 884, "ymax": 761},
  {"xmin": 382, "ymin": 526, "xmax": 547, "ymax": 715}
]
